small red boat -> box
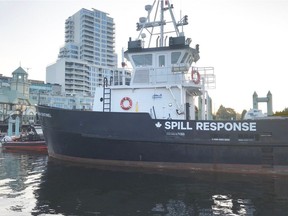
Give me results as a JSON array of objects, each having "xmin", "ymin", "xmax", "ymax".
[
  {"xmin": 2, "ymin": 140, "xmax": 47, "ymax": 153},
  {"xmin": 1, "ymin": 125, "xmax": 47, "ymax": 153}
]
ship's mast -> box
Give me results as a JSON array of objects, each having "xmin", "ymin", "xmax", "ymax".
[
  {"xmin": 136, "ymin": 0, "xmax": 188, "ymax": 48},
  {"xmin": 160, "ymin": 0, "xmax": 164, "ymax": 47}
]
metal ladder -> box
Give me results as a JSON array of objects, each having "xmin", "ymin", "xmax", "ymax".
[{"xmin": 103, "ymin": 77, "xmax": 111, "ymax": 112}]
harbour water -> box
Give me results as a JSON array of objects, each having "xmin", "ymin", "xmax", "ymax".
[{"xmin": 1, "ymin": 150, "xmax": 288, "ymax": 216}]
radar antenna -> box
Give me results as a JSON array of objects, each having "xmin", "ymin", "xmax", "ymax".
[{"xmin": 135, "ymin": 0, "xmax": 189, "ymax": 48}]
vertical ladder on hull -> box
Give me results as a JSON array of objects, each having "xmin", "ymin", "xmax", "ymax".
[{"xmin": 103, "ymin": 77, "xmax": 111, "ymax": 112}]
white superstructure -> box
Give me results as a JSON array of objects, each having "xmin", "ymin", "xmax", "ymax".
[{"xmin": 93, "ymin": 0, "xmax": 215, "ymax": 120}]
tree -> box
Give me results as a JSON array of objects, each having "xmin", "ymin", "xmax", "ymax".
[
  {"xmin": 274, "ymin": 108, "xmax": 288, "ymax": 117},
  {"xmin": 241, "ymin": 109, "xmax": 247, "ymax": 120},
  {"xmin": 216, "ymin": 105, "xmax": 237, "ymax": 120}
]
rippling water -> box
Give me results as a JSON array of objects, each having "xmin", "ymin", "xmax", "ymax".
[{"xmin": 1, "ymin": 150, "xmax": 288, "ymax": 216}]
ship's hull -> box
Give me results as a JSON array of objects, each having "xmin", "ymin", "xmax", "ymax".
[{"xmin": 37, "ymin": 105, "xmax": 288, "ymax": 175}]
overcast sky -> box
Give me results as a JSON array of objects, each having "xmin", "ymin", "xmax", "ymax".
[{"xmin": 0, "ymin": 0, "xmax": 287, "ymax": 113}]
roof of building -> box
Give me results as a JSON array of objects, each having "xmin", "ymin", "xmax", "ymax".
[{"xmin": 12, "ymin": 67, "xmax": 28, "ymax": 75}]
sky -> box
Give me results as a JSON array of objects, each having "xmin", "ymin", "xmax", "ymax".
[{"xmin": 0, "ymin": 0, "xmax": 288, "ymax": 113}]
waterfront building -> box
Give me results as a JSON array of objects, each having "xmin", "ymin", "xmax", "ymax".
[
  {"xmin": 0, "ymin": 67, "xmax": 36, "ymax": 126},
  {"xmin": 47, "ymin": 58, "xmax": 91, "ymax": 96},
  {"xmin": 10, "ymin": 67, "xmax": 30, "ymax": 98},
  {"xmin": 47, "ymin": 8, "xmax": 130, "ymax": 96},
  {"xmin": 0, "ymin": 67, "xmax": 94, "ymax": 130},
  {"xmin": 60, "ymin": 8, "xmax": 116, "ymax": 67}
]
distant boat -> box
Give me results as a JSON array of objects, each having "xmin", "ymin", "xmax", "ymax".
[
  {"xmin": 1, "ymin": 125, "xmax": 47, "ymax": 153},
  {"xmin": 244, "ymin": 109, "xmax": 267, "ymax": 120},
  {"xmin": 37, "ymin": 0, "xmax": 288, "ymax": 175}
]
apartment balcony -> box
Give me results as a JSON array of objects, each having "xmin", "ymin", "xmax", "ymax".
[
  {"xmin": 65, "ymin": 39, "xmax": 74, "ymax": 43},
  {"xmin": 82, "ymin": 44, "xmax": 94, "ymax": 50},
  {"xmin": 82, "ymin": 39, "xmax": 94, "ymax": 46},
  {"xmin": 73, "ymin": 69, "xmax": 84, "ymax": 74},
  {"xmin": 82, "ymin": 24, "xmax": 94, "ymax": 31},
  {"xmin": 74, "ymin": 76, "xmax": 86, "ymax": 82},
  {"xmin": 66, "ymin": 69, "xmax": 88, "ymax": 75},
  {"xmin": 65, "ymin": 82, "xmax": 90, "ymax": 89},
  {"xmin": 65, "ymin": 63, "xmax": 74, "ymax": 68},
  {"xmin": 107, "ymin": 44, "xmax": 115, "ymax": 50},
  {"xmin": 82, "ymin": 48, "xmax": 94, "ymax": 54},
  {"xmin": 106, "ymin": 29, "xmax": 115, "ymax": 35},
  {"xmin": 65, "ymin": 25, "xmax": 74, "ymax": 30},
  {"xmin": 82, "ymin": 29, "xmax": 94, "ymax": 37},
  {"xmin": 65, "ymin": 19, "xmax": 74, "ymax": 25},
  {"xmin": 107, "ymin": 28, "xmax": 115, "ymax": 34},
  {"xmin": 73, "ymin": 85, "xmax": 87, "ymax": 91},
  {"xmin": 75, "ymin": 70, "xmax": 89, "ymax": 76},
  {"xmin": 65, "ymin": 36, "xmax": 74, "ymax": 43},
  {"xmin": 65, "ymin": 79, "xmax": 74, "ymax": 85},
  {"xmin": 107, "ymin": 34, "xmax": 114, "ymax": 39},
  {"xmin": 65, "ymin": 84, "xmax": 73, "ymax": 90},
  {"xmin": 82, "ymin": 19, "xmax": 94, "ymax": 26},
  {"xmin": 73, "ymin": 80, "xmax": 84, "ymax": 86},
  {"xmin": 106, "ymin": 19, "xmax": 114, "ymax": 27},
  {"xmin": 65, "ymin": 34, "xmax": 74, "ymax": 39},
  {"xmin": 65, "ymin": 74, "xmax": 89, "ymax": 81},
  {"xmin": 65, "ymin": 69, "xmax": 86, "ymax": 76},
  {"xmin": 82, "ymin": 14, "xmax": 94, "ymax": 22},
  {"xmin": 85, "ymin": 20, "xmax": 94, "ymax": 27},
  {"xmin": 82, "ymin": 38, "xmax": 94, "ymax": 46},
  {"xmin": 106, "ymin": 38, "xmax": 115, "ymax": 44},
  {"xmin": 81, "ymin": 54, "xmax": 93, "ymax": 60},
  {"xmin": 106, "ymin": 49, "xmax": 115, "ymax": 54},
  {"xmin": 107, "ymin": 63, "xmax": 115, "ymax": 68},
  {"xmin": 74, "ymin": 63, "xmax": 86, "ymax": 68},
  {"xmin": 107, "ymin": 58, "xmax": 115, "ymax": 63},
  {"xmin": 65, "ymin": 30, "xmax": 74, "ymax": 35},
  {"xmin": 106, "ymin": 53, "xmax": 115, "ymax": 59}
]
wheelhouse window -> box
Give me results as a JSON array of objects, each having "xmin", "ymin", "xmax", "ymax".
[
  {"xmin": 158, "ymin": 55, "xmax": 165, "ymax": 67},
  {"xmin": 187, "ymin": 54, "xmax": 193, "ymax": 65},
  {"xmin": 171, "ymin": 52, "xmax": 181, "ymax": 64},
  {"xmin": 132, "ymin": 54, "xmax": 152, "ymax": 66},
  {"xmin": 180, "ymin": 52, "xmax": 188, "ymax": 63}
]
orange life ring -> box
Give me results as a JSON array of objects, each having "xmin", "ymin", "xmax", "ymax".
[
  {"xmin": 120, "ymin": 97, "xmax": 132, "ymax": 110},
  {"xmin": 192, "ymin": 70, "xmax": 200, "ymax": 84}
]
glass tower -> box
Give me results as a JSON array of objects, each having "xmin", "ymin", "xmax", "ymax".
[{"xmin": 59, "ymin": 8, "xmax": 116, "ymax": 67}]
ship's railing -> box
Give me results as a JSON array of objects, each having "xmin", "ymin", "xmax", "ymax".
[
  {"xmin": 148, "ymin": 68, "xmax": 188, "ymax": 85},
  {"xmin": 107, "ymin": 66, "xmax": 215, "ymax": 89},
  {"xmin": 125, "ymin": 66, "xmax": 215, "ymax": 87},
  {"xmin": 192, "ymin": 67, "xmax": 216, "ymax": 89}
]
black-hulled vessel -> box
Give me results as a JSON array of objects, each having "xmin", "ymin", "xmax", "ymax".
[{"xmin": 37, "ymin": 0, "xmax": 288, "ymax": 175}]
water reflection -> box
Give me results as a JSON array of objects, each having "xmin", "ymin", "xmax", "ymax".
[
  {"xmin": 1, "ymin": 151, "xmax": 288, "ymax": 216},
  {"xmin": 35, "ymin": 160, "xmax": 288, "ymax": 216},
  {"xmin": 0, "ymin": 151, "xmax": 47, "ymax": 216}
]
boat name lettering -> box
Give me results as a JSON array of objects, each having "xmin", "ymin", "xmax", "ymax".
[
  {"xmin": 38, "ymin": 112, "xmax": 52, "ymax": 118},
  {"xmin": 196, "ymin": 122, "xmax": 256, "ymax": 131},
  {"xmin": 164, "ymin": 121, "xmax": 257, "ymax": 131},
  {"xmin": 165, "ymin": 121, "xmax": 192, "ymax": 130}
]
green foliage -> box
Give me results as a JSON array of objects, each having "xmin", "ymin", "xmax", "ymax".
[
  {"xmin": 274, "ymin": 107, "xmax": 288, "ymax": 117},
  {"xmin": 216, "ymin": 105, "xmax": 237, "ymax": 120},
  {"xmin": 215, "ymin": 106, "xmax": 288, "ymax": 119},
  {"xmin": 240, "ymin": 109, "xmax": 247, "ymax": 120}
]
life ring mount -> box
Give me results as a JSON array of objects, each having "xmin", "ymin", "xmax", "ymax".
[
  {"xmin": 192, "ymin": 70, "xmax": 200, "ymax": 84},
  {"xmin": 120, "ymin": 97, "xmax": 132, "ymax": 110}
]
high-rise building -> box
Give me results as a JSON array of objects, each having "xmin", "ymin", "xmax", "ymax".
[
  {"xmin": 58, "ymin": 8, "xmax": 116, "ymax": 67},
  {"xmin": 47, "ymin": 8, "xmax": 129, "ymax": 96}
]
